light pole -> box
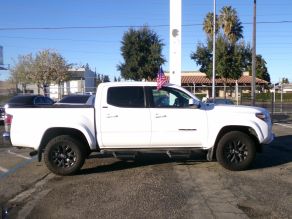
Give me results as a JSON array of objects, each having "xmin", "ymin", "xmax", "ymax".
[
  {"xmin": 251, "ymin": 0, "xmax": 256, "ymax": 106},
  {"xmin": 212, "ymin": 0, "xmax": 216, "ymax": 99}
]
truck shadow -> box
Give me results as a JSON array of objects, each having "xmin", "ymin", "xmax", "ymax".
[
  {"xmin": 78, "ymin": 152, "xmax": 207, "ymax": 175},
  {"xmin": 78, "ymin": 135, "xmax": 292, "ymax": 175},
  {"xmin": 253, "ymin": 135, "xmax": 292, "ymax": 170}
]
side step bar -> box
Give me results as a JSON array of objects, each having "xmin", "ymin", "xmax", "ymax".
[
  {"xmin": 166, "ymin": 150, "xmax": 191, "ymax": 159},
  {"xmin": 112, "ymin": 152, "xmax": 137, "ymax": 160}
]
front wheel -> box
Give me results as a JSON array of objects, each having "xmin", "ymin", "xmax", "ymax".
[
  {"xmin": 44, "ymin": 135, "xmax": 85, "ymax": 175},
  {"xmin": 216, "ymin": 131, "xmax": 256, "ymax": 171}
]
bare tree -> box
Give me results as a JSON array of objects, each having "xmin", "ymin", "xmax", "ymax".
[
  {"xmin": 10, "ymin": 54, "xmax": 34, "ymax": 93},
  {"xmin": 10, "ymin": 49, "xmax": 71, "ymax": 96},
  {"xmin": 32, "ymin": 49, "xmax": 71, "ymax": 95}
]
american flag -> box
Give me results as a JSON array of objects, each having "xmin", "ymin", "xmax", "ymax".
[{"xmin": 156, "ymin": 67, "xmax": 167, "ymax": 90}]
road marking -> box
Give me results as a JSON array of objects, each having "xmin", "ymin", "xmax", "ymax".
[
  {"xmin": 7, "ymin": 150, "xmax": 32, "ymax": 160},
  {"xmin": 0, "ymin": 156, "xmax": 37, "ymax": 179},
  {"xmin": 0, "ymin": 166, "xmax": 9, "ymax": 173},
  {"xmin": 274, "ymin": 123, "xmax": 292, "ymax": 129}
]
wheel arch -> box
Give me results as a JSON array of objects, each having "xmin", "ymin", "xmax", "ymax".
[
  {"xmin": 38, "ymin": 128, "xmax": 92, "ymax": 161},
  {"xmin": 212, "ymin": 125, "xmax": 261, "ymax": 158}
]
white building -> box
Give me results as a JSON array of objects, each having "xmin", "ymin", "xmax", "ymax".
[
  {"xmin": 49, "ymin": 67, "xmax": 96, "ymax": 100},
  {"xmin": 16, "ymin": 67, "xmax": 96, "ymax": 100}
]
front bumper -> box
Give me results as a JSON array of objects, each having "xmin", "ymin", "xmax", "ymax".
[
  {"xmin": 262, "ymin": 132, "xmax": 275, "ymax": 144},
  {"xmin": 2, "ymin": 132, "xmax": 12, "ymax": 146}
]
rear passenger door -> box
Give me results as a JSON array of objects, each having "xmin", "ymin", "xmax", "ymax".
[{"xmin": 100, "ymin": 86, "xmax": 151, "ymax": 148}]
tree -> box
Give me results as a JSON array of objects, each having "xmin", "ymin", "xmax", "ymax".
[
  {"xmin": 10, "ymin": 54, "xmax": 34, "ymax": 93},
  {"xmin": 114, "ymin": 76, "xmax": 121, "ymax": 82},
  {"xmin": 96, "ymin": 73, "xmax": 110, "ymax": 86},
  {"xmin": 219, "ymin": 6, "xmax": 243, "ymax": 44},
  {"xmin": 190, "ymin": 42, "xmax": 212, "ymax": 75},
  {"xmin": 254, "ymin": 55, "xmax": 270, "ymax": 83},
  {"xmin": 117, "ymin": 26, "xmax": 165, "ymax": 81},
  {"xmin": 191, "ymin": 5, "xmax": 270, "ymax": 97},
  {"xmin": 10, "ymin": 50, "xmax": 71, "ymax": 95},
  {"xmin": 202, "ymin": 7, "xmax": 243, "ymax": 44},
  {"xmin": 244, "ymin": 48, "xmax": 271, "ymax": 83},
  {"xmin": 103, "ymin": 75, "xmax": 110, "ymax": 82},
  {"xmin": 32, "ymin": 49, "xmax": 71, "ymax": 94},
  {"xmin": 191, "ymin": 34, "xmax": 245, "ymax": 97},
  {"xmin": 203, "ymin": 12, "xmax": 219, "ymax": 39},
  {"xmin": 281, "ymin": 78, "xmax": 289, "ymax": 84}
]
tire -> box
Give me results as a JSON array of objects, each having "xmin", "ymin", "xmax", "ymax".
[
  {"xmin": 216, "ymin": 131, "xmax": 256, "ymax": 171},
  {"xmin": 44, "ymin": 135, "xmax": 86, "ymax": 175}
]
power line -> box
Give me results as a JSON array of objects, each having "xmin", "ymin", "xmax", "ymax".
[
  {"xmin": 0, "ymin": 25, "xmax": 169, "ymax": 31},
  {"xmin": 0, "ymin": 35, "xmax": 118, "ymax": 43},
  {"xmin": 0, "ymin": 20, "xmax": 291, "ymax": 31}
]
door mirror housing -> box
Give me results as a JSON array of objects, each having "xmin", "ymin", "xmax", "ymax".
[
  {"xmin": 189, "ymin": 98, "xmax": 196, "ymax": 105},
  {"xmin": 188, "ymin": 99, "xmax": 200, "ymax": 108}
]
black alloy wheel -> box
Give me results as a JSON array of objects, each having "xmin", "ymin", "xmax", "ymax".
[
  {"xmin": 216, "ymin": 131, "xmax": 256, "ymax": 171},
  {"xmin": 44, "ymin": 135, "xmax": 85, "ymax": 175},
  {"xmin": 51, "ymin": 144, "xmax": 77, "ymax": 168}
]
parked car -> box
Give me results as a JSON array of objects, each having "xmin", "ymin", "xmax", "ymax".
[
  {"xmin": 55, "ymin": 94, "xmax": 95, "ymax": 105},
  {"xmin": 206, "ymin": 98, "xmax": 234, "ymax": 105},
  {"xmin": 0, "ymin": 106, "xmax": 5, "ymax": 121},
  {"xmin": 4, "ymin": 95, "xmax": 55, "ymax": 108}
]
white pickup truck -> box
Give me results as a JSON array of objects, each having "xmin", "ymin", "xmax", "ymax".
[{"xmin": 3, "ymin": 82, "xmax": 274, "ymax": 175}]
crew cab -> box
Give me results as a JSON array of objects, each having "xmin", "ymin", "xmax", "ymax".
[{"xmin": 3, "ymin": 82, "xmax": 274, "ymax": 175}]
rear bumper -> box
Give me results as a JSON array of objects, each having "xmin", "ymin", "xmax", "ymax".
[{"xmin": 2, "ymin": 132, "xmax": 12, "ymax": 146}]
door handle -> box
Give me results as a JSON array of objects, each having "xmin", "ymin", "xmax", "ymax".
[
  {"xmin": 106, "ymin": 114, "xmax": 118, "ymax": 118},
  {"xmin": 155, "ymin": 114, "xmax": 167, "ymax": 118}
]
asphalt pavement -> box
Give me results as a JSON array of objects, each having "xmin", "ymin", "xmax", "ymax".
[{"xmin": 0, "ymin": 117, "xmax": 291, "ymax": 219}]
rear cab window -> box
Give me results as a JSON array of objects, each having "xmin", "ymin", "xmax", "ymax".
[{"xmin": 107, "ymin": 86, "xmax": 145, "ymax": 108}]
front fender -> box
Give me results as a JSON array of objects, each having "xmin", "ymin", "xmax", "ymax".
[{"xmin": 203, "ymin": 120, "xmax": 268, "ymax": 149}]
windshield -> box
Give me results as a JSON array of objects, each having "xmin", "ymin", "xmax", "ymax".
[{"xmin": 58, "ymin": 95, "xmax": 91, "ymax": 104}]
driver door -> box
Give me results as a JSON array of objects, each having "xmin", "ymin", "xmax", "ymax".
[{"xmin": 147, "ymin": 86, "xmax": 206, "ymax": 147}]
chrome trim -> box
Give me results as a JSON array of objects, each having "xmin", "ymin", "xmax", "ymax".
[{"xmin": 178, "ymin": 129, "xmax": 197, "ymax": 131}]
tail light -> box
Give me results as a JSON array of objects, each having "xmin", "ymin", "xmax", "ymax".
[{"xmin": 4, "ymin": 114, "xmax": 13, "ymax": 132}]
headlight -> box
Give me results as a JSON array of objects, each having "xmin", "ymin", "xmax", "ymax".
[{"xmin": 256, "ymin": 112, "xmax": 266, "ymax": 121}]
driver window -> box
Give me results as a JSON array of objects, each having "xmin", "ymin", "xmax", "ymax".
[{"xmin": 151, "ymin": 87, "xmax": 190, "ymax": 108}]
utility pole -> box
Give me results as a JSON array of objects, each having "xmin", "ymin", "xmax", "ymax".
[
  {"xmin": 251, "ymin": 0, "xmax": 256, "ymax": 106},
  {"xmin": 212, "ymin": 0, "xmax": 216, "ymax": 98}
]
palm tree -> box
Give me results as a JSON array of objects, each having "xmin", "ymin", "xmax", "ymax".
[
  {"xmin": 219, "ymin": 6, "xmax": 243, "ymax": 44},
  {"xmin": 203, "ymin": 12, "xmax": 219, "ymax": 39}
]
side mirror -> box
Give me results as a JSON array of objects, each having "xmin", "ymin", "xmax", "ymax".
[
  {"xmin": 188, "ymin": 99, "xmax": 200, "ymax": 109},
  {"xmin": 189, "ymin": 98, "xmax": 196, "ymax": 105}
]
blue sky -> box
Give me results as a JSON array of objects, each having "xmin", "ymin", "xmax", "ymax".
[{"xmin": 0, "ymin": 0, "xmax": 291, "ymax": 83}]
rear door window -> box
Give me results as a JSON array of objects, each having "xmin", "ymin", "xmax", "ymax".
[{"xmin": 107, "ymin": 87, "xmax": 145, "ymax": 108}]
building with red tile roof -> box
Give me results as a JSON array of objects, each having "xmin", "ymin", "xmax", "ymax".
[{"xmin": 164, "ymin": 71, "xmax": 269, "ymax": 98}]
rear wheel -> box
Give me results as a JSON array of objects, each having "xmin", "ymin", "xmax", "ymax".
[
  {"xmin": 44, "ymin": 135, "xmax": 85, "ymax": 175},
  {"xmin": 216, "ymin": 131, "xmax": 256, "ymax": 171}
]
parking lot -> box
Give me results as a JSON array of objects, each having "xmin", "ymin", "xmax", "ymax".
[{"xmin": 0, "ymin": 118, "xmax": 291, "ymax": 219}]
